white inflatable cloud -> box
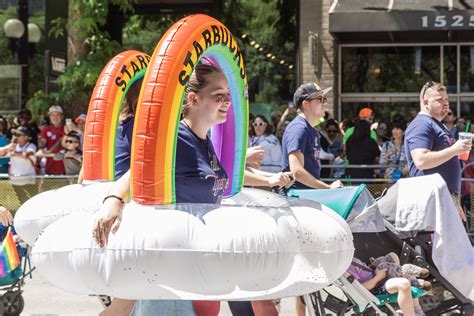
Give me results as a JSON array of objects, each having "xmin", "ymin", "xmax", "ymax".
[
  {"xmin": 14, "ymin": 182, "xmax": 111, "ymax": 245},
  {"xmin": 31, "ymin": 202, "xmax": 354, "ymax": 300},
  {"xmin": 14, "ymin": 184, "xmax": 346, "ymax": 246}
]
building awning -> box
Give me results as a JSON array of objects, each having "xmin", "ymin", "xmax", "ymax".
[{"xmin": 329, "ymin": 0, "xmax": 474, "ymax": 35}]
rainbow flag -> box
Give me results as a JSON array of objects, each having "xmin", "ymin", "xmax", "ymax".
[
  {"xmin": 0, "ymin": 253, "xmax": 6, "ymax": 277},
  {"xmin": 0, "ymin": 228, "xmax": 20, "ymax": 274}
]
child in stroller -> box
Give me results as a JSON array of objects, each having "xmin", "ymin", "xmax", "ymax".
[
  {"xmin": 348, "ymin": 253, "xmax": 429, "ymax": 316},
  {"xmin": 367, "ymin": 252, "xmax": 431, "ymax": 291}
]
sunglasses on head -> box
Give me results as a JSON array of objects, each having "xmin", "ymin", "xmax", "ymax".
[
  {"xmin": 421, "ymin": 81, "xmax": 436, "ymax": 100},
  {"xmin": 252, "ymin": 122, "xmax": 267, "ymax": 127}
]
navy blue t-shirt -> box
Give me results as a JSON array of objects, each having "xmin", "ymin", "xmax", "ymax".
[
  {"xmin": 282, "ymin": 115, "xmax": 321, "ymax": 189},
  {"xmin": 175, "ymin": 122, "xmax": 229, "ymax": 204},
  {"xmin": 405, "ymin": 113, "xmax": 461, "ymax": 195},
  {"xmin": 114, "ymin": 116, "xmax": 134, "ymax": 180}
]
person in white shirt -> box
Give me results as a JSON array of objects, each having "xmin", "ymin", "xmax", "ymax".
[
  {"xmin": 248, "ymin": 114, "xmax": 283, "ymax": 173},
  {"xmin": 1, "ymin": 126, "xmax": 37, "ymax": 203}
]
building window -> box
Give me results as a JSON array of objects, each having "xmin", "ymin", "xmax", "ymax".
[
  {"xmin": 341, "ymin": 46, "xmax": 440, "ymax": 93},
  {"xmin": 460, "ymin": 46, "xmax": 474, "ymax": 92},
  {"xmin": 339, "ymin": 44, "xmax": 474, "ymax": 122},
  {"xmin": 443, "ymin": 46, "xmax": 457, "ymax": 94}
]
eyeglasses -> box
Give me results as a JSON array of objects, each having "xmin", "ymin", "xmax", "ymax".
[
  {"xmin": 447, "ymin": 112, "xmax": 453, "ymax": 116},
  {"xmin": 421, "ymin": 81, "xmax": 436, "ymax": 100},
  {"xmin": 65, "ymin": 140, "xmax": 78, "ymax": 144},
  {"xmin": 307, "ymin": 96, "xmax": 327, "ymax": 104},
  {"xmin": 252, "ymin": 122, "xmax": 267, "ymax": 127}
]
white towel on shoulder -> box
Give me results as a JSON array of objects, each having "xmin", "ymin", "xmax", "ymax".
[{"xmin": 396, "ymin": 174, "xmax": 474, "ymax": 300}]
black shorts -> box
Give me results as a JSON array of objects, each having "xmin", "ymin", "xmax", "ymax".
[{"xmin": 371, "ymin": 283, "xmax": 389, "ymax": 295}]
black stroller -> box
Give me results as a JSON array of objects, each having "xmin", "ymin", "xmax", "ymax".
[
  {"xmin": 290, "ymin": 178, "xmax": 474, "ymax": 316},
  {"xmin": 0, "ymin": 226, "xmax": 34, "ymax": 316}
]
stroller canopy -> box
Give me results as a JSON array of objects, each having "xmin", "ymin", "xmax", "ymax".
[{"xmin": 289, "ymin": 185, "xmax": 385, "ymax": 233}]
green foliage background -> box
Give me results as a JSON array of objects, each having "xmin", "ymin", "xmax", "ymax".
[{"xmin": 1, "ymin": 0, "xmax": 296, "ymax": 116}]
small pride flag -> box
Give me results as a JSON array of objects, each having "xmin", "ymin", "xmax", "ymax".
[{"xmin": 0, "ymin": 228, "xmax": 20, "ymax": 275}]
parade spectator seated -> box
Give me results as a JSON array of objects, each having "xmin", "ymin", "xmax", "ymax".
[
  {"xmin": 38, "ymin": 117, "xmax": 49, "ymax": 132},
  {"xmin": 15, "ymin": 108, "xmax": 40, "ymax": 147},
  {"xmin": 0, "ymin": 127, "xmax": 38, "ymax": 203},
  {"xmin": 375, "ymin": 121, "xmax": 390, "ymax": 150},
  {"xmin": 38, "ymin": 105, "xmax": 65, "ymax": 175},
  {"xmin": 320, "ymin": 118, "xmax": 343, "ymax": 178},
  {"xmin": 441, "ymin": 106, "xmax": 459, "ymax": 138},
  {"xmin": 57, "ymin": 132, "xmax": 83, "ymax": 175},
  {"xmin": 343, "ymin": 108, "xmax": 377, "ymax": 144},
  {"xmin": 248, "ymin": 114, "xmax": 283, "ymax": 173},
  {"xmin": 74, "ymin": 114, "xmax": 87, "ymax": 146},
  {"xmin": 348, "ymin": 256, "xmax": 426, "ymax": 316},
  {"xmin": 455, "ymin": 116, "xmax": 468, "ymax": 139},
  {"xmin": 345, "ymin": 120, "xmax": 380, "ymax": 180},
  {"xmin": 340, "ymin": 118, "xmax": 354, "ymax": 137},
  {"xmin": 380, "ymin": 118, "xmax": 408, "ymax": 181},
  {"xmin": 0, "ymin": 117, "xmax": 10, "ymax": 174}
]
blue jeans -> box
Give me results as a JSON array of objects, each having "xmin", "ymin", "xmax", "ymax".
[{"xmin": 131, "ymin": 300, "xmax": 197, "ymax": 316}]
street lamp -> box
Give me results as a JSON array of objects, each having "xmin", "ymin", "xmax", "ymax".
[
  {"xmin": 3, "ymin": 17, "xmax": 42, "ymax": 108},
  {"xmin": 3, "ymin": 18, "xmax": 25, "ymax": 39}
]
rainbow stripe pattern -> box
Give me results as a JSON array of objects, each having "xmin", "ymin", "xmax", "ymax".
[
  {"xmin": 0, "ymin": 228, "xmax": 20, "ymax": 277},
  {"xmin": 131, "ymin": 14, "xmax": 248, "ymax": 205},
  {"xmin": 83, "ymin": 50, "xmax": 150, "ymax": 181}
]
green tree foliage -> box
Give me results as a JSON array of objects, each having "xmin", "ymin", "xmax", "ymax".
[
  {"xmin": 28, "ymin": 0, "xmax": 296, "ymax": 113},
  {"xmin": 122, "ymin": 14, "xmax": 183, "ymax": 55},
  {"xmin": 39, "ymin": 0, "xmax": 132, "ymax": 114},
  {"xmin": 1, "ymin": 6, "xmax": 45, "ymax": 114},
  {"xmin": 222, "ymin": 0, "xmax": 297, "ymax": 105}
]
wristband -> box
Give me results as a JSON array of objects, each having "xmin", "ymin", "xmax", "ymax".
[{"xmin": 102, "ymin": 195, "xmax": 125, "ymax": 205}]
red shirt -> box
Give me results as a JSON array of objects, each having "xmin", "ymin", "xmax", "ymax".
[{"xmin": 40, "ymin": 125, "xmax": 65, "ymax": 174}]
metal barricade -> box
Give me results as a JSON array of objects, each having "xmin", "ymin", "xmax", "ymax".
[{"xmin": 0, "ymin": 174, "xmax": 78, "ymax": 212}]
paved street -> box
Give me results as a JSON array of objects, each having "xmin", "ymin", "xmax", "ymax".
[{"xmin": 20, "ymin": 270, "xmax": 298, "ymax": 315}]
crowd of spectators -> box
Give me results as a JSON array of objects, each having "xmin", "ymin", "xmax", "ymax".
[
  {"xmin": 0, "ymin": 102, "xmax": 472, "ymax": 186},
  {"xmin": 248, "ymin": 104, "xmax": 474, "ymax": 184},
  {"xmin": 0, "ymin": 106, "xmax": 85, "ymax": 179}
]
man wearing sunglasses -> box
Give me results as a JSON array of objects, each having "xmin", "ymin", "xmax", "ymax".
[
  {"xmin": 281, "ymin": 83, "xmax": 343, "ymax": 191},
  {"xmin": 405, "ymin": 81, "xmax": 471, "ymax": 221}
]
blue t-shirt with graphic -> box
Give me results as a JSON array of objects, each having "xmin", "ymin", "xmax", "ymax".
[
  {"xmin": 175, "ymin": 122, "xmax": 229, "ymax": 204},
  {"xmin": 114, "ymin": 116, "xmax": 134, "ymax": 180},
  {"xmin": 282, "ymin": 115, "xmax": 321, "ymax": 189},
  {"xmin": 405, "ymin": 114, "xmax": 461, "ymax": 195},
  {"xmin": 0, "ymin": 135, "xmax": 9, "ymax": 173}
]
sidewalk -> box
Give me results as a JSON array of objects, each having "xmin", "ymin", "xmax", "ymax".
[{"xmin": 21, "ymin": 270, "xmax": 298, "ymax": 315}]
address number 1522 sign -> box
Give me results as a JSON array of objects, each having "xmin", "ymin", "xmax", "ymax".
[{"xmin": 421, "ymin": 15, "xmax": 474, "ymax": 28}]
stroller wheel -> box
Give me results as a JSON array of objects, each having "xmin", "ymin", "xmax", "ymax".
[
  {"xmin": 2, "ymin": 291, "xmax": 24, "ymax": 316},
  {"xmin": 462, "ymin": 303, "xmax": 474, "ymax": 316}
]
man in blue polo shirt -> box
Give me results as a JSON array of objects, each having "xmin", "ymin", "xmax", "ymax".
[
  {"xmin": 405, "ymin": 81, "xmax": 471, "ymax": 221},
  {"xmin": 282, "ymin": 82, "xmax": 342, "ymax": 190}
]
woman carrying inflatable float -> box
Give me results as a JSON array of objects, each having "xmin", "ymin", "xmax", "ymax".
[{"xmin": 14, "ymin": 14, "xmax": 354, "ymax": 316}]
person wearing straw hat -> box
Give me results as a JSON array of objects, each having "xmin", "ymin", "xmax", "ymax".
[
  {"xmin": 38, "ymin": 105, "xmax": 65, "ymax": 175},
  {"xmin": 405, "ymin": 81, "xmax": 472, "ymax": 221}
]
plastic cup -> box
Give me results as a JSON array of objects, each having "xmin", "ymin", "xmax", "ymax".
[{"xmin": 458, "ymin": 132, "xmax": 474, "ymax": 161}]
